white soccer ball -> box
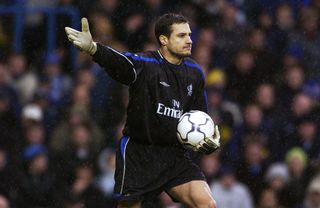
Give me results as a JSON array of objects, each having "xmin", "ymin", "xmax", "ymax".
[{"xmin": 177, "ymin": 110, "xmax": 215, "ymax": 149}]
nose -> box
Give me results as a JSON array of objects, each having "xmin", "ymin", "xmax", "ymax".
[{"xmin": 187, "ymin": 35, "xmax": 192, "ymax": 44}]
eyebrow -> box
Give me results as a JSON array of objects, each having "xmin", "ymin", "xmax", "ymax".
[{"xmin": 177, "ymin": 32, "xmax": 192, "ymax": 35}]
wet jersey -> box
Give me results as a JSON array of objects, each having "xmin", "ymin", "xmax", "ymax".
[{"xmin": 92, "ymin": 43, "xmax": 208, "ymax": 145}]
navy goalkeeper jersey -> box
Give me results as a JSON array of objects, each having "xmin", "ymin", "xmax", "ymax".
[{"xmin": 93, "ymin": 43, "xmax": 208, "ymax": 145}]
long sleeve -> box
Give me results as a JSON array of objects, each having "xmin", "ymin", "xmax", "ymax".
[{"xmin": 92, "ymin": 43, "xmax": 138, "ymax": 85}]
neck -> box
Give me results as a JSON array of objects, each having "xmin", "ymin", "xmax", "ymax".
[{"xmin": 159, "ymin": 48, "xmax": 183, "ymax": 65}]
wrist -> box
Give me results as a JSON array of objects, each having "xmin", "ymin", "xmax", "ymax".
[{"xmin": 89, "ymin": 41, "xmax": 97, "ymax": 55}]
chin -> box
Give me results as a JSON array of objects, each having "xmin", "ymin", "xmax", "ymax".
[
  {"xmin": 170, "ymin": 49, "xmax": 191, "ymax": 58},
  {"xmin": 179, "ymin": 51, "xmax": 191, "ymax": 57}
]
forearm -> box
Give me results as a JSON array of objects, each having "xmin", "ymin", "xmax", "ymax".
[
  {"xmin": 92, "ymin": 43, "xmax": 136, "ymax": 85},
  {"xmin": 65, "ymin": 18, "xmax": 136, "ymax": 85}
]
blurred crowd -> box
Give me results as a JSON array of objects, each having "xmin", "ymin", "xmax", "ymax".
[{"xmin": 1, "ymin": 0, "xmax": 320, "ymax": 207}]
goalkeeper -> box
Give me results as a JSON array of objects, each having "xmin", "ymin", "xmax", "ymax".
[{"xmin": 65, "ymin": 13, "xmax": 220, "ymax": 208}]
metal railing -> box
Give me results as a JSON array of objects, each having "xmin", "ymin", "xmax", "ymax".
[{"xmin": 0, "ymin": 2, "xmax": 80, "ymax": 69}]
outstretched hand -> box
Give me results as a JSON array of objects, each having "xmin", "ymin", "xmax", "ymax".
[
  {"xmin": 65, "ymin": 17, "xmax": 97, "ymax": 55},
  {"xmin": 196, "ymin": 125, "xmax": 220, "ymax": 154}
]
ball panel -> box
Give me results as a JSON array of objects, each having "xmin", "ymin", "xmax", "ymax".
[
  {"xmin": 188, "ymin": 111, "xmax": 208, "ymax": 125},
  {"xmin": 198, "ymin": 118, "xmax": 214, "ymax": 138},
  {"xmin": 187, "ymin": 130, "xmax": 205, "ymax": 145},
  {"xmin": 177, "ymin": 114, "xmax": 193, "ymax": 141}
]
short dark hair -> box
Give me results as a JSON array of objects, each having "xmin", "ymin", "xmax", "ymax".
[{"xmin": 154, "ymin": 13, "xmax": 188, "ymax": 45}]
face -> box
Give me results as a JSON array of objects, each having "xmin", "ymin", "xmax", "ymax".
[
  {"xmin": 309, "ymin": 191, "xmax": 320, "ymax": 207},
  {"xmin": 259, "ymin": 189, "xmax": 278, "ymax": 208},
  {"xmin": 292, "ymin": 94, "xmax": 313, "ymax": 117},
  {"xmin": 235, "ymin": 51, "xmax": 254, "ymax": 73},
  {"xmin": 245, "ymin": 142, "xmax": 263, "ymax": 164},
  {"xmin": 298, "ymin": 121, "xmax": 316, "ymax": 140},
  {"xmin": 164, "ymin": 23, "xmax": 192, "ymax": 57},
  {"xmin": 286, "ymin": 66, "xmax": 304, "ymax": 89},
  {"xmin": 26, "ymin": 125, "xmax": 44, "ymax": 144},
  {"xmin": 244, "ymin": 104, "xmax": 262, "ymax": 129},
  {"xmin": 221, "ymin": 174, "xmax": 235, "ymax": 189},
  {"xmin": 0, "ymin": 196, "xmax": 9, "ymax": 208},
  {"xmin": 30, "ymin": 154, "xmax": 48, "ymax": 174},
  {"xmin": 256, "ymin": 84, "xmax": 275, "ymax": 109},
  {"xmin": 289, "ymin": 156, "xmax": 304, "ymax": 176},
  {"xmin": 276, "ymin": 5, "xmax": 294, "ymax": 30}
]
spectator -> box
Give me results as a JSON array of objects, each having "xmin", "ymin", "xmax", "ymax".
[
  {"xmin": 22, "ymin": 121, "xmax": 46, "ymax": 155},
  {"xmin": 293, "ymin": 117, "xmax": 320, "ymax": 161},
  {"xmin": 66, "ymin": 163, "xmax": 106, "ymax": 208},
  {"xmin": 257, "ymin": 188, "xmax": 281, "ymax": 208},
  {"xmin": 275, "ymin": 4, "xmax": 295, "ymax": 33},
  {"xmin": 50, "ymin": 105, "xmax": 103, "ymax": 154},
  {"xmin": 42, "ymin": 51, "xmax": 72, "ymax": 107},
  {"xmin": 288, "ymin": 6, "xmax": 320, "ymax": 77},
  {"xmin": 0, "ymin": 87, "xmax": 20, "ymax": 159},
  {"xmin": 210, "ymin": 165, "xmax": 254, "ymax": 208},
  {"xmin": 118, "ymin": 10, "xmax": 148, "ymax": 51},
  {"xmin": 207, "ymin": 69, "xmax": 242, "ymax": 129},
  {"xmin": 30, "ymin": 89, "xmax": 58, "ymax": 135},
  {"xmin": 0, "ymin": 195, "xmax": 9, "ymax": 208},
  {"xmin": 283, "ymin": 44, "xmax": 304, "ymax": 67},
  {"xmin": 200, "ymin": 152, "xmax": 221, "ymax": 184},
  {"xmin": 265, "ymin": 163, "xmax": 290, "ymax": 192},
  {"xmin": 0, "ymin": 149, "xmax": 16, "ymax": 203},
  {"xmin": 7, "ymin": 53, "xmax": 38, "ymax": 105},
  {"xmin": 302, "ymin": 174, "xmax": 320, "ymax": 208},
  {"xmin": 90, "ymin": 13, "xmax": 115, "ymax": 45},
  {"xmin": 236, "ymin": 135, "xmax": 268, "ymax": 203},
  {"xmin": 192, "ymin": 44, "xmax": 213, "ymax": 75},
  {"xmin": 246, "ymin": 28, "xmax": 280, "ymax": 84},
  {"xmin": 225, "ymin": 49, "xmax": 258, "ymax": 106},
  {"xmin": 0, "ymin": 20, "xmax": 9, "ymax": 55},
  {"xmin": 17, "ymin": 144, "xmax": 57, "ymax": 208},
  {"xmin": 21, "ymin": 105, "xmax": 42, "ymax": 125},
  {"xmin": 266, "ymin": 4, "xmax": 295, "ymax": 55},
  {"xmin": 214, "ymin": 1, "xmax": 247, "ymax": 68},
  {"xmin": 74, "ymin": 65, "xmax": 117, "ymax": 129},
  {"xmin": 0, "ymin": 61, "xmax": 21, "ymax": 117},
  {"xmin": 206, "ymin": 69, "xmax": 243, "ymax": 128},
  {"xmin": 273, "ymin": 92, "xmax": 316, "ymax": 161},
  {"xmin": 254, "ymin": 83, "xmax": 278, "ymax": 136},
  {"xmin": 51, "ymin": 121, "xmax": 103, "ymax": 186},
  {"xmin": 95, "ymin": 148, "xmax": 116, "ymax": 200},
  {"xmin": 281, "ymin": 147, "xmax": 309, "ymax": 207},
  {"xmin": 277, "ymin": 65, "xmax": 305, "ymax": 111},
  {"xmin": 226, "ymin": 103, "xmax": 270, "ymax": 162}
]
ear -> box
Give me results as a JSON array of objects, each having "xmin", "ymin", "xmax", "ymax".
[{"xmin": 159, "ymin": 35, "xmax": 168, "ymax": 46}]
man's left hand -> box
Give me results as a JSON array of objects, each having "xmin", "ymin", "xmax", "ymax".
[{"xmin": 196, "ymin": 126, "xmax": 220, "ymax": 154}]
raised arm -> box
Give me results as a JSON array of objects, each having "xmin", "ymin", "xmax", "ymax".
[{"xmin": 65, "ymin": 18, "xmax": 137, "ymax": 85}]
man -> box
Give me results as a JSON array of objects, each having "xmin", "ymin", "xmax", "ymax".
[{"xmin": 65, "ymin": 13, "xmax": 220, "ymax": 208}]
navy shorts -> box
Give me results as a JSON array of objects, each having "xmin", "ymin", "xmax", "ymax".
[{"xmin": 113, "ymin": 136, "xmax": 205, "ymax": 204}]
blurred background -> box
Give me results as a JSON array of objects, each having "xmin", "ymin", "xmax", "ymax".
[{"xmin": 0, "ymin": 0, "xmax": 320, "ymax": 207}]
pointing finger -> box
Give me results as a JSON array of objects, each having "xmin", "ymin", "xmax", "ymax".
[{"xmin": 65, "ymin": 27, "xmax": 80, "ymax": 35}]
